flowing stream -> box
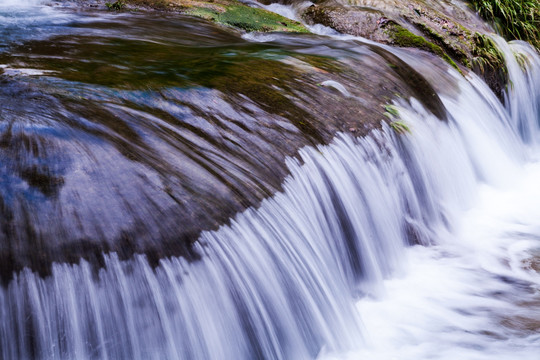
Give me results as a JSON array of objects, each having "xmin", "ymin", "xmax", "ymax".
[{"xmin": 1, "ymin": 1, "xmax": 540, "ymax": 359}]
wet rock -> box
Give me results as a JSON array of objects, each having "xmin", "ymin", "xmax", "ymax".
[
  {"xmin": 0, "ymin": 13, "xmax": 451, "ymax": 281},
  {"xmin": 303, "ymin": 2, "xmax": 390, "ymax": 41},
  {"xmin": 300, "ymin": 0, "xmax": 508, "ymax": 96}
]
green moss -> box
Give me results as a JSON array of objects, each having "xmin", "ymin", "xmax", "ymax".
[
  {"xmin": 106, "ymin": 0, "xmax": 126, "ymax": 10},
  {"xmin": 201, "ymin": 55, "xmax": 322, "ymax": 140},
  {"xmin": 12, "ymin": 29, "xmax": 332, "ymax": 140},
  {"xmin": 471, "ymin": 33, "xmax": 506, "ymax": 74},
  {"xmin": 187, "ymin": 4, "xmax": 309, "ymax": 33},
  {"xmin": 188, "ymin": 7, "xmax": 220, "ymax": 21},
  {"xmin": 385, "ymin": 24, "xmax": 462, "ymax": 73},
  {"xmin": 123, "ymin": 0, "xmax": 308, "ymax": 33},
  {"xmin": 416, "ymin": 22, "xmax": 445, "ymax": 43},
  {"xmin": 416, "ymin": 22, "xmax": 469, "ymax": 62}
]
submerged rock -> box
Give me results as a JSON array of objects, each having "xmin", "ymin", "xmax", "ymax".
[{"xmin": 0, "ymin": 11, "xmax": 452, "ymax": 281}]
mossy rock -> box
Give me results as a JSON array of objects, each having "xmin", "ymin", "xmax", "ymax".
[
  {"xmin": 187, "ymin": 3, "xmax": 309, "ymax": 33},
  {"xmin": 124, "ymin": 0, "xmax": 308, "ymax": 33},
  {"xmin": 470, "ymin": 32, "xmax": 508, "ymax": 95},
  {"xmin": 300, "ymin": 0, "xmax": 517, "ymax": 96},
  {"xmin": 383, "ymin": 23, "xmax": 460, "ymax": 72}
]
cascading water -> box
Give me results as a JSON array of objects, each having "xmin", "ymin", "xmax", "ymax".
[{"xmin": 1, "ymin": 2, "xmax": 540, "ymax": 360}]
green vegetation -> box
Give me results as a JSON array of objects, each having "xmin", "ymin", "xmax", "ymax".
[
  {"xmin": 468, "ymin": 0, "xmax": 539, "ymax": 47},
  {"xmin": 187, "ymin": 5, "xmax": 309, "ymax": 33},
  {"xmin": 390, "ymin": 121, "xmax": 411, "ymax": 134},
  {"xmin": 471, "ymin": 33, "xmax": 506, "ymax": 73},
  {"xmin": 467, "ymin": 32, "xmax": 508, "ymax": 96},
  {"xmin": 514, "ymin": 51, "xmax": 530, "ymax": 70},
  {"xmin": 383, "ymin": 104, "xmax": 410, "ymax": 134},
  {"xmin": 106, "ymin": 0, "xmax": 126, "ymax": 10},
  {"xmin": 119, "ymin": 0, "xmax": 308, "ymax": 33},
  {"xmin": 384, "ymin": 104, "xmax": 399, "ymax": 117}
]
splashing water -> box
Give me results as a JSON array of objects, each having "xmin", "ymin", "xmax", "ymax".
[{"xmin": 321, "ymin": 40, "xmax": 540, "ymax": 359}]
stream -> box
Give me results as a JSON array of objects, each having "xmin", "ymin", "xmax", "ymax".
[{"xmin": 1, "ymin": 1, "xmax": 540, "ymax": 359}]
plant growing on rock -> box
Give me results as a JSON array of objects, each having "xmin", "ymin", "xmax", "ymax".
[
  {"xmin": 384, "ymin": 104, "xmax": 399, "ymax": 117},
  {"xmin": 384, "ymin": 104, "xmax": 411, "ymax": 134},
  {"xmin": 470, "ymin": 33, "xmax": 508, "ymax": 96},
  {"xmin": 106, "ymin": 1, "xmax": 126, "ymax": 10},
  {"xmin": 390, "ymin": 120, "xmax": 411, "ymax": 134},
  {"xmin": 471, "ymin": 33, "xmax": 506, "ymax": 72},
  {"xmin": 468, "ymin": 0, "xmax": 539, "ymax": 48},
  {"xmin": 514, "ymin": 51, "xmax": 530, "ymax": 71}
]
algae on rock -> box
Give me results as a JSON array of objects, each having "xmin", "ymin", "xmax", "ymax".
[
  {"xmin": 125, "ymin": 0, "xmax": 309, "ymax": 33},
  {"xmin": 187, "ymin": 3, "xmax": 309, "ymax": 32}
]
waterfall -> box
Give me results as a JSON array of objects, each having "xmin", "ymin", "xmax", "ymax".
[
  {"xmin": 1, "ymin": 4, "xmax": 540, "ymax": 360},
  {"xmin": 497, "ymin": 39, "xmax": 540, "ymax": 146}
]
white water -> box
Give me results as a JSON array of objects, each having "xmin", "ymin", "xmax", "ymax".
[
  {"xmin": 323, "ymin": 166, "xmax": 540, "ymax": 360},
  {"xmin": 0, "ymin": 0, "xmax": 81, "ymax": 51},
  {"xmin": 2, "ymin": 4, "xmax": 540, "ymax": 360},
  {"xmin": 320, "ymin": 41, "xmax": 540, "ymax": 360}
]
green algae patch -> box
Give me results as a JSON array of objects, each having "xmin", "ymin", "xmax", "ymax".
[
  {"xmin": 186, "ymin": 3, "xmax": 309, "ymax": 33},
  {"xmin": 123, "ymin": 0, "xmax": 308, "ymax": 33}
]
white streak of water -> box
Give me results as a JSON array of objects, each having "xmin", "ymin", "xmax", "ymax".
[{"xmin": 319, "ymin": 39, "xmax": 540, "ymax": 360}]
